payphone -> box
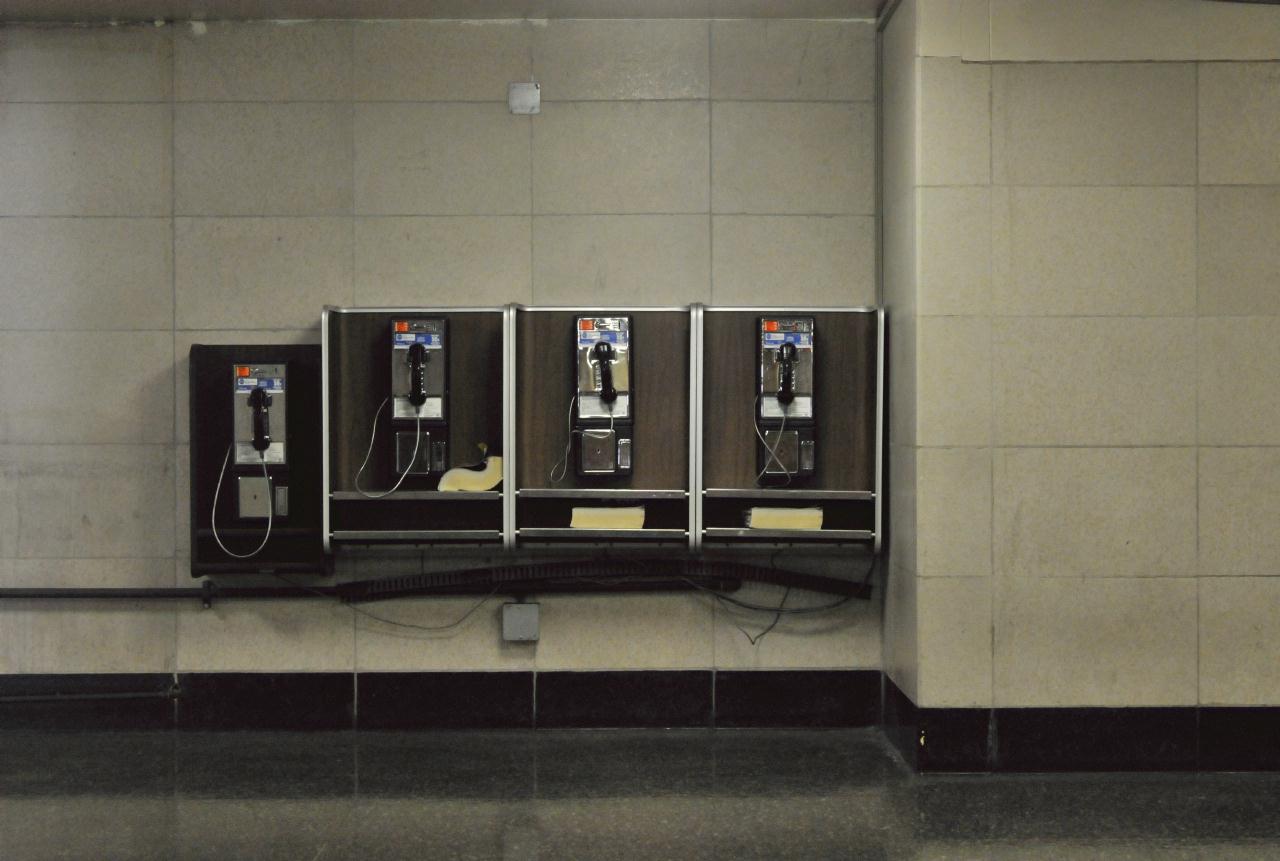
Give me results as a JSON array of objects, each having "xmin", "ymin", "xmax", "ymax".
[
  {"xmin": 211, "ymin": 362, "xmax": 288, "ymax": 558},
  {"xmin": 756, "ymin": 316, "xmax": 816, "ymax": 483},
  {"xmin": 190, "ymin": 343, "xmax": 323, "ymax": 575},
  {"xmin": 391, "ymin": 318, "xmax": 448, "ymax": 476},
  {"xmin": 354, "ymin": 319, "xmax": 448, "ymax": 496},
  {"xmin": 574, "ymin": 316, "xmax": 632, "ymax": 477}
]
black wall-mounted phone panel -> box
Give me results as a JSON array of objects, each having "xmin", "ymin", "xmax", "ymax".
[{"xmin": 189, "ymin": 344, "xmax": 325, "ymax": 576}]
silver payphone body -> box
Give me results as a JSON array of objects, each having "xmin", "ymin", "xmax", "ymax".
[
  {"xmin": 231, "ymin": 362, "xmax": 288, "ymax": 520},
  {"xmin": 757, "ymin": 316, "xmax": 816, "ymax": 481},
  {"xmin": 575, "ymin": 316, "xmax": 633, "ymax": 476},
  {"xmin": 390, "ymin": 318, "xmax": 448, "ymax": 476}
]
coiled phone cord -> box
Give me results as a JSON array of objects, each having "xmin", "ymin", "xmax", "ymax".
[
  {"xmin": 354, "ymin": 396, "xmax": 422, "ymax": 499},
  {"xmin": 211, "ymin": 444, "xmax": 274, "ymax": 559},
  {"xmin": 754, "ymin": 394, "xmax": 793, "ymax": 486},
  {"xmin": 548, "ymin": 394, "xmax": 616, "ymax": 484}
]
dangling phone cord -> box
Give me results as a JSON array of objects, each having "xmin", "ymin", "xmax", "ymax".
[
  {"xmin": 754, "ymin": 394, "xmax": 793, "ymax": 486},
  {"xmin": 211, "ymin": 445, "xmax": 273, "ymax": 559},
  {"xmin": 354, "ymin": 396, "xmax": 422, "ymax": 499},
  {"xmin": 548, "ymin": 395, "xmax": 616, "ymax": 484}
]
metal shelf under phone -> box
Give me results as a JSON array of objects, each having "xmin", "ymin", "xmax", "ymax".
[
  {"xmin": 331, "ymin": 530, "xmax": 502, "ymax": 541},
  {"xmin": 330, "ymin": 491, "xmax": 501, "ymax": 502},
  {"xmin": 517, "ymin": 528, "xmax": 688, "ymax": 540},
  {"xmin": 517, "ymin": 488, "xmax": 687, "ymax": 499},
  {"xmin": 702, "ymin": 528, "xmax": 875, "ymax": 541},
  {"xmin": 703, "ymin": 488, "xmax": 875, "ymax": 500}
]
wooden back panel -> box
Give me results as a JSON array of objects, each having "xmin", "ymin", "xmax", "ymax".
[
  {"xmin": 517, "ymin": 310, "xmax": 690, "ymax": 490},
  {"xmin": 328, "ymin": 311, "xmax": 503, "ymax": 491},
  {"xmin": 701, "ymin": 310, "xmax": 877, "ymax": 491}
]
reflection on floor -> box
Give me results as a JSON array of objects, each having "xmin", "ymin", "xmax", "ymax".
[{"xmin": 2, "ymin": 729, "xmax": 1280, "ymax": 860}]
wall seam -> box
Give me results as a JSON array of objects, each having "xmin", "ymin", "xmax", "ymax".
[
  {"xmin": 169, "ymin": 22, "xmax": 182, "ymax": 682},
  {"xmin": 348, "ymin": 21, "xmax": 357, "ymax": 308},
  {"xmin": 527, "ymin": 21, "xmax": 536, "ymax": 303},
  {"xmin": 348, "ymin": 19, "xmax": 359, "ymax": 686},
  {"xmin": 987, "ymin": 45, "xmax": 997, "ymax": 712},
  {"xmin": 707, "ymin": 19, "xmax": 716, "ymax": 305},
  {"xmin": 1193, "ymin": 59, "xmax": 1202, "ymax": 709}
]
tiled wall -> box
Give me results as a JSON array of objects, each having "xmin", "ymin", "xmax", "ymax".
[
  {"xmin": 0, "ymin": 18, "xmax": 879, "ymax": 674},
  {"xmin": 887, "ymin": 0, "xmax": 1280, "ymax": 708}
]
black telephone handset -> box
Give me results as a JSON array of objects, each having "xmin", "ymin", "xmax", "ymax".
[
  {"xmin": 777, "ymin": 341, "xmax": 797, "ymax": 406},
  {"xmin": 408, "ymin": 342, "xmax": 428, "ymax": 408},
  {"xmin": 592, "ymin": 340, "xmax": 617, "ymax": 404},
  {"xmin": 248, "ymin": 386, "xmax": 272, "ymax": 453}
]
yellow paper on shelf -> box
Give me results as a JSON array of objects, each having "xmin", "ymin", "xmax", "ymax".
[
  {"xmin": 570, "ymin": 507, "xmax": 646, "ymax": 530},
  {"xmin": 437, "ymin": 456, "xmax": 502, "ymax": 492},
  {"xmin": 746, "ymin": 507, "xmax": 824, "ymax": 530}
]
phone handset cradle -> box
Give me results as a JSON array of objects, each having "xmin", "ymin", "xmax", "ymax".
[
  {"xmin": 408, "ymin": 341, "xmax": 428, "ymax": 408},
  {"xmin": 776, "ymin": 341, "xmax": 797, "ymax": 407},
  {"xmin": 248, "ymin": 386, "xmax": 272, "ymax": 453},
  {"xmin": 591, "ymin": 340, "xmax": 617, "ymax": 404}
]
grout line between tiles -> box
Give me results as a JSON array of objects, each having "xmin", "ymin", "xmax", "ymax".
[
  {"xmin": 0, "ymin": 97, "xmax": 878, "ymax": 107},
  {"xmin": 169, "ymin": 22, "xmax": 181, "ymax": 603},
  {"xmin": 528, "ymin": 28, "xmax": 536, "ymax": 303},
  {"xmin": 348, "ymin": 21, "xmax": 357, "ymax": 308},
  {"xmin": 2, "ymin": 211, "xmax": 875, "ymax": 219},
  {"xmin": 987, "ymin": 28, "xmax": 998, "ymax": 713},
  {"xmin": 707, "ymin": 20, "xmax": 715, "ymax": 304},
  {"xmin": 1194, "ymin": 60, "xmax": 1202, "ymax": 708}
]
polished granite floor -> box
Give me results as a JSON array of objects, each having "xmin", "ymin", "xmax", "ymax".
[{"xmin": 2, "ymin": 729, "xmax": 1280, "ymax": 860}]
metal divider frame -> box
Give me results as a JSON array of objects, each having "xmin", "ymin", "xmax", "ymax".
[
  {"xmin": 320, "ymin": 307, "xmax": 333, "ymax": 553},
  {"xmin": 874, "ymin": 308, "xmax": 885, "ymax": 554},
  {"xmin": 502, "ymin": 304, "xmax": 518, "ymax": 550},
  {"xmin": 689, "ymin": 304, "xmax": 704, "ymax": 551}
]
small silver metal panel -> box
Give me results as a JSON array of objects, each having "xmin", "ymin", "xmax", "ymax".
[
  {"xmin": 579, "ymin": 429, "xmax": 619, "ymax": 474},
  {"xmin": 274, "ymin": 485, "xmax": 289, "ymax": 517},
  {"xmin": 759, "ymin": 317, "xmax": 814, "ymax": 421},
  {"xmin": 237, "ymin": 476, "xmax": 272, "ymax": 519},
  {"xmin": 232, "ymin": 363, "xmax": 287, "ymax": 465},
  {"xmin": 234, "ymin": 441, "xmax": 285, "ymax": 464},
  {"xmin": 390, "ymin": 318, "xmax": 446, "ymax": 421},
  {"xmin": 395, "ymin": 430, "xmax": 447, "ymax": 475},
  {"xmin": 392, "ymin": 397, "xmax": 444, "ymax": 420},
  {"xmin": 576, "ymin": 316, "xmax": 631, "ymax": 421},
  {"xmin": 761, "ymin": 429, "xmax": 800, "ymax": 475},
  {"xmin": 759, "ymin": 395, "xmax": 812, "ymax": 421},
  {"xmin": 578, "ymin": 392, "xmax": 630, "ymax": 419}
]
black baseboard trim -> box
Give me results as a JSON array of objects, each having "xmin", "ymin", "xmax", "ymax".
[
  {"xmin": 10, "ymin": 670, "xmax": 1273, "ymax": 771},
  {"xmin": 0, "ymin": 670, "xmax": 881, "ymax": 732},
  {"xmin": 358, "ymin": 672, "xmax": 533, "ymax": 730},
  {"xmin": 0, "ymin": 673, "xmax": 175, "ymax": 731},
  {"xmin": 883, "ymin": 681, "xmax": 1280, "ymax": 773},
  {"xmin": 537, "ymin": 670, "xmax": 713, "ymax": 728},
  {"xmin": 716, "ymin": 670, "xmax": 880, "ymax": 728},
  {"xmin": 176, "ymin": 673, "xmax": 354, "ymax": 731}
]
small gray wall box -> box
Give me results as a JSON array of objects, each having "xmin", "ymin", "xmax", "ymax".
[{"xmin": 503, "ymin": 603, "xmax": 540, "ymax": 642}]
